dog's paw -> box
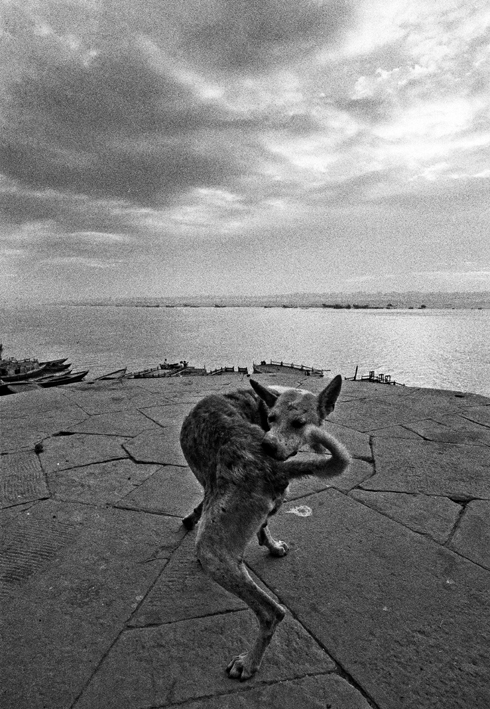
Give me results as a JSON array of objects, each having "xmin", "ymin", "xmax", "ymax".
[
  {"xmin": 226, "ymin": 653, "xmax": 257, "ymax": 681},
  {"xmin": 269, "ymin": 540, "xmax": 289, "ymax": 557}
]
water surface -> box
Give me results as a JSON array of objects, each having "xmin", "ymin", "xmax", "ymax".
[{"xmin": 1, "ymin": 305, "xmax": 489, "ymax": 397}]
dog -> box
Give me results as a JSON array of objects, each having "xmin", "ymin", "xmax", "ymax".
[{"xmin": 179, "ymin": 375, "xmax": 351, "ymax": 680}]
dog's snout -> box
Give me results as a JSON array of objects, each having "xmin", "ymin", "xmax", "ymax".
[
  {"xmin": 261, "ymin": 433, "xmax": 291, "ymax": 461},
  {"xmin": 262, "ymin": 436, "xmax": 279, "ymax": 456}
]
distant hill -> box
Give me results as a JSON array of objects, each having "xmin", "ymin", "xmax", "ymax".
[{"xmin": 72, "ymin": 291, "xmax": 490, "ymax": 309}]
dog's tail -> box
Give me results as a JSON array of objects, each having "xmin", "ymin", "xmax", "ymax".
[{"xmin": 279, "ymin": 425, "xmax": 351, "ymax": 480}]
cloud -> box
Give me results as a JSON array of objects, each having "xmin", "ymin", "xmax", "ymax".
[
  {"xmin": 0, "ymin": 1, "xmax": 353, "ymax": 217},
  {"xmin": 182, "ymin": 0, "xmax": 353, "ymax": 72},
  {"xmin": 1, "ymin": 1, "xmax": 490, "ymax": 300},
  {"xmin": 0, "ymin": 47, "xmax": 240, "ymax": 206}
]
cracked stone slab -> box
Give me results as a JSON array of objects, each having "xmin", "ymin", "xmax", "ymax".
[
  {"xmin": 116, "ymin": 465, "xmax": 202, "ymax": 517},
  {"xmin": 323, "ymin": 422, "xmax": 372, "ymax": 460},
  {"xmin": 97, "ymin": 379, "xmax": 173, "ymax": 397},
  {"xmin": 39, "ymin": 433, "xmax": 129, "ymax": 473},
  {"xmin": 287, "ymin": 459, "xmax": 373, "ymax": 500},
  {"xmin": 246, "ymin": 489, "xmax": 490, "ymax": 709},
  {"xmin": 364, "ymin": 438, "xmax": 490, "ymax": 499},
  {"xmin": 130, "ymin": 532, "xmax": 245, "ymax": 627},
  {"xmin": 407, "ymin": 388, "xmax": 490, "ymax": 409},
  {"xmin": 0, "ymin": 388, "xmax": 78, "ymax": 420},
  {"xmin": 1, "ymin": 500, "xmax": 183, "ymax": 709},
  {"xmin": 0, "ymin": 452, "xmax": 49, "ymax": 508},
  {"xmin": 141, "ymin": 380, "xmax": 222, "ymax": 404},
  {"xmin": 370, "ymin": 425, "xmax": 422, "ymax": 439},
  {"xmin": 0, "ymin": 501, "xmax": 37, "ymax": 527},
  {"xmin": 151, "ymin": 376, "xmax": 240, "ymax": 397},
  {"xmin": 136, "ymin": 403, "xmax": 195, "ymax": 428},
  {"xmin": 0, "ymin": 418, "xmax": 47, "ymax": 454},
  {"xmin": 60, "ymin": 383, "xmax": 162, "ymax": 415},
  {"xmin": 122, "ymin": 425, "xmax": 187, "ymax": 466},
  {"xmin": 74, "ymin": 611, "xmax": 335, "ymax": 709},
  {"xmin": 0, "ymin": 408, "xmax": 87, "ymax": 454},
  {"xmin": 330, "ymin": 398, "xmax": 423, "ymax": 432},
  {"xmin": 341, "ymin": 381, "xmax": 417, "ymax": 399},
  {"xmin": 180, "ymin": 674, "xmax": 372, "ymax": 709},
  {"xmin": 350, "ymin": 490, "xmax": 462, "ymax": 544},
  {"xmin": 49, "ymin": 459, "xmax": 160, "ymax": 505},
  {"xmin": 27, "ymin": 408, "xmax": 88, "ymax": 433},
  {"xmin": 405, "ymin": 415, "xmax": 490, "ymax": 446},
  {"xmin": 458, "ymin": 405, "xmax": 490, "ymax": 428},
  {"xmin": 67, "ymin": 409, "xmax": 162, "ymax": 437},
  {"xmin": 449, "ymin": 501, "xmax": 490, "ymax": 569},
  {"xmin": 332, "ymin": 389, "xmax": 490, "ymax": 434}
]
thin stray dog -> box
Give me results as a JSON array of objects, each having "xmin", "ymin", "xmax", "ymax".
[{"xmin": 179, "ymin": 375, "xmax": 351, "ymax": 680}]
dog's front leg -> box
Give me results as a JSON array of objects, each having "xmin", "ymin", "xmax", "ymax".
[{"xmin": 196, "ymin": 506, "xmax": 286, "ymax": 680}]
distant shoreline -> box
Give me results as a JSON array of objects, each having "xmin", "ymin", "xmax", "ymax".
[
  {"xmin": 68, "ymin": 301, "xmax": 489, "ymax": 310},
  {"xmin": 5, "ymin": 291, "xmax": 490, "ymax": 310}
]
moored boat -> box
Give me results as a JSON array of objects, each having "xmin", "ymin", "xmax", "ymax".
[
  {"xmin": 0, "ymin": 380, "xmax": 42, "ymax": 395},
  {"xmin": 0, "ymin": 364, "xmax": 48, "ymax": 382},
  {"xmin": 42, "ymin": 362, "xmax": 72, "ymax": 374},
  {"xmin": 38, "ymin": 370, "xmax": 89, "ymax": 387},
  {"xmin": 0, "ymin": 378, "xmax": 13, "ymax": 395},
  {"xmin": 39, "ymin": 357, "xmax": 68, "ymax": 367},
  {"xmin": 95, "ymin": 367, "xmax": 127, "ymax": 380}
]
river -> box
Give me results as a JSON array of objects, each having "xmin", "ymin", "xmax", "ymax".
[{"xmin": 1, "ymin": 304, "xmax": 489, "ymax": 397}]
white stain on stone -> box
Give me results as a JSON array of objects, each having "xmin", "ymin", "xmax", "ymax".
[{"xmin": 285, "ymin": 505, "xmax": 312, "ymax": 517}]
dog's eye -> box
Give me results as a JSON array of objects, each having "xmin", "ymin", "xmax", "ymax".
[{"xmin": 292, "ymin": 419, "xmax": 306, "ymax": 429}]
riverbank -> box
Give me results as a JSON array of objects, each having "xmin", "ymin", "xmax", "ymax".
[
  {"xmin": 51, "ymin": 290, "xmax": 490, "ymax": 309},
  {"xmin": 2, "ymin": 373, "xmax": 490, "ymax": 708}
]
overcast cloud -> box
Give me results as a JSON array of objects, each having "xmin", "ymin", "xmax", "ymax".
[{"xmin": 1, "ymin": 0, "xmax": 490, "ymax": 300}]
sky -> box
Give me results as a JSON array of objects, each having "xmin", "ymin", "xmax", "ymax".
[{"xmin": 1, "ymin": 0, "xmax": 490, "ymax": 301}]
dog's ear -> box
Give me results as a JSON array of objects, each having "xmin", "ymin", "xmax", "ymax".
[
  {"xmin": 317, "ymin": 374, "xmax": 342, "ymax": 420},
  {"xmin": 250, "ymin": 379, "xmax": 279, "ymax": 408}
]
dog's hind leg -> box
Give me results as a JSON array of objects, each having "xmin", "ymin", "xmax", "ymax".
[
  {"xmin": 257, "ymin": 522, "xmax": 289, "ymax": 557},
  {"xmin": 182, "ymin": 500, "xmax": 203, "ymax": 530},
  {"xmin": 196, "ymin": 501, "xmax": 286, "ymax": 680}
]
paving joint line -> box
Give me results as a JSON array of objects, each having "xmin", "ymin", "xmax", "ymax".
[
  {"xmin": 125, "ymin": 606, "xmax": 248, "ymax": 631},
  {"xmin": 138, "ymin": 670, "xmax": 337, "ymax": 709},
  {"xmin": 42, "ymin": 454, "xmax": 132, "ymax": 473},
  {"xmin": 125, "ymin": 536, "xmax": 188, "ymax": 626},
  {"xmin": 69, "ymin": 538, "xmax": 189, "ymax": 708},
  {"xmin": 248, "ymin": 560, "xmax": 381, "ymax": 709}
]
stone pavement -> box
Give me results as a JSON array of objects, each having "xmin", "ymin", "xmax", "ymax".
[{"xmin": 1, "ymin": 373, "xmax": 490, "ymax": 709}]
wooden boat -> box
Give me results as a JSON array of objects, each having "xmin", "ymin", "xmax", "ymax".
[
  {"xmin": 39, "ymin": 357, "xmax": 68, "ymax": 366},
  {"xmin": 0, "ymin": 364, "xmax": 48, "ymax": 382},
  {"xmin": 252, "ymin": 360, "xmax": 326, "ymax": 377},
  {"xmin": 95, "ymin": 367, "xmax": 127, "ymax": 380},
  {"xmin": 0, "ymin": 378, "xmax": 13, "ymax": 396},
  {"xmin": 35, "ymin": 369, "xmax": 72, "ymax": 381},
  {"xmin": 38, "ymin": 370, "xmax": 89, "ymax": 387},
  {"xmin": 42, "ymin": 362, "xmax": 72, "ymax": 374},
  {"xmin": 1, "ymin": 380, "xmax": 42, "ymax": 395}
]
